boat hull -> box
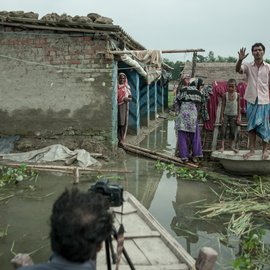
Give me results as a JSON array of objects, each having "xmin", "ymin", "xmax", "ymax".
[
  {"xmin": 97, "ymin": 191, "xmax": 195, "ymax": 269},
  {"xmin": 212, "ymin": 150, "xmax": 270, "ymax": 175}
]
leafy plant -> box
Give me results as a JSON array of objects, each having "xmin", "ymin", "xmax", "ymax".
[
  {"xmin": 233, "ymin": 229, "xmax": 269, "ymax": 270},
  {"xmin": 155, "ymin": 161, "xmax": 208, "ymax": 182},
  {"xmin": 0, "ymin": 164, "xmax": 37, "ymax": 187}
]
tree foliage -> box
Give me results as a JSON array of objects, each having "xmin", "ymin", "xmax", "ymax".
[
  {"xmin": 196, "ymin": 51, "xmax": 237, "ymax": 63},
  {"xmin": 163, "ymin": 51, "xmax": 240, "ymax": 80},
  {"xmin": 163, "ymin": 52, "xmax": 270, "ymax": 80},
  {"xmin": 162, "ymin": 58, "xmax": 184, "ymax": 80}
]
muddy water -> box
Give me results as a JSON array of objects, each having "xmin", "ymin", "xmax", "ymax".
[{"xmin": 0, "ymin": 119, "xmax": 269, "ymax": 270}]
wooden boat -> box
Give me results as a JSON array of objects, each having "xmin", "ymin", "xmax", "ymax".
[
  {"xmin": 211, "ymin": 150, "xmax": 270, "ymax": 175},
  {"xmin": 97, "ymin": 191, "xmax": 196, "ymax": 270}
]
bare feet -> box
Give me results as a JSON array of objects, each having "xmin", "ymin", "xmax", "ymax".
[
  {"xmin": 231, "ymin": 146, "xmax": 239, "ymax": 153},
  {"xmin": 118, "ymin": 140, "xmax": 125, "ymax": 147},
  {"xmin": 191, "ymin": 157, "xmax": 198, "ymax": 163},
  {"xmin": 262, "ymin": 151, "xmax": 269, "ymax": 160},
  {"xmin": 218, "ymin": 148, "xmax": 224, "ymax": 153},
  {"xmin": 243, "ymin": 151, "xmax": 255, "ymax": 160}
]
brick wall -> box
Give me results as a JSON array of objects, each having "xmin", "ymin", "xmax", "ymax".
[{"xmin": 0, "ymin": 28, "xmax": 115, "ymax": 146}]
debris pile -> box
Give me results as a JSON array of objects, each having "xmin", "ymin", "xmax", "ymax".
[{"xmin": 0, "ymin": 11, "xmax": 113, "ymax": 25}]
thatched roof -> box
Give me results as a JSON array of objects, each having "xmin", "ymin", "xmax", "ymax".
[{"xmin": 183, "ymin": 62, "xmax": 247, "ymax": 84}]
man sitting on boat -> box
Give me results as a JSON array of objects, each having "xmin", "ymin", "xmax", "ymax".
[{"xmin": 13, "ymin": 188, "xmax": 113, "ymax": 270}]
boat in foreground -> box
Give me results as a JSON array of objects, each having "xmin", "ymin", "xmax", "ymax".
[
  {"xmin": 211, "ymin": 150, "xmax": 270, "ymax": 175},
  {"xmin": 97, "ymin": 191, "xmax": 196, "ymax": 270}
]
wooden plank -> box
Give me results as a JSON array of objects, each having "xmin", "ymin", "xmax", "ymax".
[
  {"xmin": 96, "ymin": 192, "xmax": 195, "ymax": 269},
  {"xmin": 211, "ymin": 97, "xmax": 222, "ymax": 151},
  {"xmin": 123, "ymin": 192, "xmax": 196, "ymax": 268},
  {"xmin": 114, "ymin": 202, "xmax": 137, "ymax": 214},
  {"xmin": 114, "ymin": 211, "xmax": 156, "ymax": 236},
  {"xmin": 124, "ymin": 231, "xmax": 160, "ymax": 239},
  {"xmin": 123, "ymin": 143, "xmax": 198, "ymax": 168},
  {"xmin": 133, "ymin": 237, "xmax": 180, "ymax": 264},
  {"xmin": 98, "ymin": 264, "xmax": 189, "ymax": 270},
  {"xmin": 97, "ymin": 238, "xmax": 150, "ymax": 265},
  {"xmin": 5, "ymin": 16, "xmax": 120, "ymax": 30},
  {"xmin": 97, "ymin": 238, "xmax": 189, "ymax": 269}
]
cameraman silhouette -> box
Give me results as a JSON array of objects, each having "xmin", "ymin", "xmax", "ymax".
[{"xmin": 14, "ymin": 188, "xmax": 113, "ymax": 270}]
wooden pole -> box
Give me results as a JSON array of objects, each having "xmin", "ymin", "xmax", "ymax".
[
  {"xmin": 195, "ymin": 247, "xmax": 218, "ymax": 270},
  {"xmin": 0, "ymin": 162, "xmax": 133, "ymax": 174},
  {"xmin": 74, "ymin": 167, "xmax": 80, "ymax": 184},
  {"xmin": 191, "ymin": 51, "xmax": 197, "ymax": 78},
  {"xmin": 109, "ymin": 49, "xmax": 205, "ymax": 54},
  {"xmin": 211, "ymin": 97, "xmax": 222, "ymax": 151},
  {"xmin": 162, "ymin": 49, "xmax": 205, "ymax": 54},
  {"xmin": 123, "ymin": 143, "xmax": 198, "ymax": 168}
]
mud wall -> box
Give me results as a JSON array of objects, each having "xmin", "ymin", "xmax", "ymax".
[{"xmin": 0, "ymin": 28, "xmax": 115, "ymax": 146}]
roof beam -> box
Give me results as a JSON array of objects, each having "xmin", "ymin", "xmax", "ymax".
[{"xmin": 109, "ymin": 48, "xmax": 205, "ymax": 54}]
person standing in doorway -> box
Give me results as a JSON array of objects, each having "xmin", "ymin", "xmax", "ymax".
[
  {"xmin": 236, "ymin": 43, "xmax": 270, "ymax": 160},
  {"xmin": 219, "ymin": 78, "xmax": 241, "ymax": 153},
  {"xmin": 117, "ymin": 73, "xmax": 132, "ymax": 146}
]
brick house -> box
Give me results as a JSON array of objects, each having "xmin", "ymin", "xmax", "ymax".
[
  {"xmin": 182, "ymin": 62, "xmax": 246, "ymax": 85},
  {"xmin": 0, "ymin": 12, "xmax": 168, "ymax": 151}
]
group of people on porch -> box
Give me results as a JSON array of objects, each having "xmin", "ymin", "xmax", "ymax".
[{"xmin": 117, "ymin": 42, "xmax": 270, "ymax": 163}]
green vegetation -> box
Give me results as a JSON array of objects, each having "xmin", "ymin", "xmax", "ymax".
[
  {"xmin": 0, "ymin": 164, "xmax": 37, "ymax": 187},
  {"xmin": 0, "ymin": 164, "xmax": 38, "ymax": 204},
  {"xmin": 155, "ymin": 162, "xmax": 270, "ymax": 269},
  {"xmin": 168, "ymin": 90, "xmax": 175, "ymax": 109},
  {"xmin": 155, "ymin": 161, "xmax": 208, "ymax": 181},
  {"xmin": 233, "ymin": 229, "xmax": 269, "ymax": 270}
]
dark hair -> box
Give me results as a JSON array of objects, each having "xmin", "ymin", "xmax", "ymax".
[
  {"xmin": 227, "ymin": 78, "xmax": 237, "ymax": 85},
  {"xmin": 50, "ymin": 188, "xmax": 113, "ymax": 262},
  {"xmin": 251, "ymin": 43, "xmax": 265, "ymax": 52},
  {"xmin": 190, "ymin": 78, "xmax": 204, "ymax": 90}
]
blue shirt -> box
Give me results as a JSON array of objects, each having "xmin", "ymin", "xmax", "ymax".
[{"xmin": 18, "ymin": 253, "xmax": 96, "ymax": 270}]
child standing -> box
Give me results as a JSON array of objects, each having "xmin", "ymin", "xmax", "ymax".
[{"xmin": 219, "ymin": 79, "xmax": 241, "ymax": 153}]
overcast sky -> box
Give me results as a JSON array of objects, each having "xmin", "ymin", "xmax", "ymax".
[{"xmin": 1, "ymin": 0, "xmax": 269, "ymax": 62}]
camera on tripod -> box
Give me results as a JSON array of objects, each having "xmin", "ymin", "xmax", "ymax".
[{"xmin": 89, "ymin": 179, "xmax": 124, "ymax": 207}]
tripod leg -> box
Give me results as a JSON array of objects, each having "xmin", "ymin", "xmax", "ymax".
[
  {"xmin": 112, "ymin": 226, "xmax": 136, "ymax": 270},
  {"xmin": 122, "ymin": 247, "xmax": 136, "ymax": 270},
  {"xmin": 109, "ymin": 235, "xmax": 116, "ymax": 263},
  {"xmin": 105, "ymin": 238, "xmax": 112, "ymax": 270}
]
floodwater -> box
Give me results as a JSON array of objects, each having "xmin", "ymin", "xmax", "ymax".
[{"xmin": 0, "ymin": 120, "xmax": 270, "ymax": 270}]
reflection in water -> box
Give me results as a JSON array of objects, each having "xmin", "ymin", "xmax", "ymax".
[{"xmin": 0, "ymin": 120, "xmax": 269, "ymax": 270}]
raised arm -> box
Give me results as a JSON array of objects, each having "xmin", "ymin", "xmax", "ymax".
[{"xmin": 236, "ymin": 47, "xmax": 249, "ymax": 73}]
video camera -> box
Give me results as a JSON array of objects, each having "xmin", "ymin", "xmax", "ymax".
[{"xmin": 89, "ymin": 179, "xmax": 123, "ymax": 207}]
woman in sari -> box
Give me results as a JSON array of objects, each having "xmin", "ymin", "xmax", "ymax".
[
  {"xmin": 117, "ymin": 73, "xmax": 132, "ymax": 146},
  {"xmin": 174, "ymin": 78, "xmax": 204, "ymax": 163}
]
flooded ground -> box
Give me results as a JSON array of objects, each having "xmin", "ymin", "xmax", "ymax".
[{"xmin": 0, "ymin": 119, "xmax": 270, "ymax": 270}]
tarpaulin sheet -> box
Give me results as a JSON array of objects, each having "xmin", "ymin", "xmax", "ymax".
[{"xmin": 0, "ymin": 144, "xmax": 100, "ymax": 168}]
